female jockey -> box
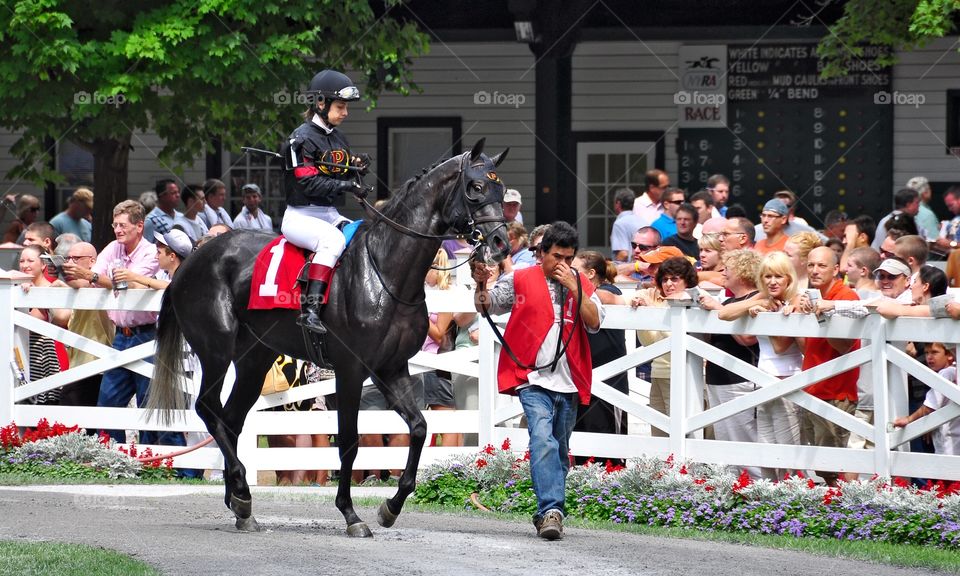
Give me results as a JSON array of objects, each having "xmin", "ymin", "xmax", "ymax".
[{"xmin": 280, "ymin": 69, "xmax": 369, "ymax": 334}]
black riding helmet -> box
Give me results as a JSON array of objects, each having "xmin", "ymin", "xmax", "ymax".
[{"xmin": 308, "ymin": 69, "xmax": 360, "ymax": 122}]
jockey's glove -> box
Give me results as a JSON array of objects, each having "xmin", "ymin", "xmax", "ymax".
[{"xmin": 351, "ymin": 154, "xmax": 371, "ymax": 176}]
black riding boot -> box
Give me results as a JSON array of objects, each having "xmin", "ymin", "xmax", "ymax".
[{"xmin": 298, "ymin": 280, "xmax": 328, "ymax": 334}]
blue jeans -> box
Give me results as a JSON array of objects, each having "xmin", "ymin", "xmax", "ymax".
[
  {"xmin": 518, "ymin": 386, "xmax": 578, "ymax": 521},
  {"xmin": 97, "ymin": 329, "xmax": 184, "ymax": 448}
]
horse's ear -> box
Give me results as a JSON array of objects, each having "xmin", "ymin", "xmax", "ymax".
[
  {"xmin": 469, "ymin": 138, "xmax": 486, "ymax": 161},
  {"xmin": 490, "ymin": 148, "xmax": 509, "ymax": 167}
]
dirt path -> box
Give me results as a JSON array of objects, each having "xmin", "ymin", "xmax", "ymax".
[{"xmin": 0, "ymin": 485, "xmax": 937, "ymax": 576}]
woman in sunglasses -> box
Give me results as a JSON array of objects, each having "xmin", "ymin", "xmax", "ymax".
[
  {"xmin": 280, "ymin": 69, "xmax": 370, "ymax": 334},
  {"xmin": 3, "ymin": 194, "xmax": 41, "ymax": 244}
]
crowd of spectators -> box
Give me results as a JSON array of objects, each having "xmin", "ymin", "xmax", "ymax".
[
  {"xmin": 5, "ymin": 169, "xmax": 960, "ymax": 485},
  {"xmin": 609, "ymin": 170, "xmax": 960, "ymax": 482}
]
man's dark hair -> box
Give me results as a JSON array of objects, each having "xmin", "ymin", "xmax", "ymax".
[
  {"xmin": 706, "ymin": 174, "xmax": 729, "ymax": 188},
  {"xmin": 893, "ymin": 187, "xmax": 919, "ymax": 210},
  {"xmin": 655, "ymin": 257, "xmax": 698, "ymax": 292},
  {"xmin": 690, "ymin": 190, "xmax": 714, "ymax": 206},
  {"xmin": 918, "ymin": 265, "xmax": 948, "ymax": 298},
  {"xmin": 945, "ymin": 185, "xmax": 960, "ymax": 201},
  {"xmin": 540, "ymin": 221, "xmax": 579, "ymax": 253},
  {"xmin": 676, "ymin": 203, "xmax": 698, "ymax": 222},
  {"xmin": 886, "ymin": 213, "xmax": 918, "ymax": 238},
  {"xmin": 851, "ymin": 214, "xmax": 876, "ymax": 244},
  {"xmin": 724, "ymin": 203, "xmax": 747, "ymax": 219},
  {"xmin": 614, "ymin": 188, "xmax": 636, "ymax": 211},
  {"xmin": 731, "ymin": 216, "xmax": 755, "ymax": 244},
  {"xmin": 645, "ymin": 169, "xmax": 667, "ymax": 192},
  {"xmin": 180, "ymin": 186, "xmax": 200, "ymax": 205},
  {"xmin": 155, "ymin": 178, "xmax": 176, "ymax": 196}
]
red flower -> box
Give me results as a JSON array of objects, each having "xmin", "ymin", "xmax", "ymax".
[
  {"xmin": 476, "ymin": 458, "xmax": 488, "ymax": 469},
  {"xmin": 732, "ymin": 470, "xmax": 752, "ymax": 493},
  {"xmin": 823, "ymin": 487, "xmax": 842, "ymax": 506},
  {"xmin": 522, "ymin": 450, "xmax": 531, "ymax": 462},
  {"xmin": 665, "ymin": 453, "xmax": 674, "ymax": 467},
  {"xmin": 893, "ymin": 477, "xmax": 911, "ymax": 489},
  {"xmin": 807, "ymin": 479, "xmax": 815, "ymax": 489},
  {"xmin": 482, "ymin": 444, "xmax": 496, "ymax": 455},
  {"xmin": 679, "ymin": 465, "xmax": 688, "ymax": 475},
  {"xmin": 694, "ymin": 478, "xmax": 706, "ymax": 485},
  {"xmin": 501, "ymin": 438, "xmax": 511, "ymax": 451},
  {"xmin": 604, "ymin": 460, "xmax": 624, "ymax": 474},
  {"xmin": 704, "ymin": 485, "xmax": 715, "ymax": 492}
]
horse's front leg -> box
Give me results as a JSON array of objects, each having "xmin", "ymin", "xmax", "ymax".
[
  {"xmin": 377, "ymin": 374, "xmax": 428, "ymax": 528},
  {"xmin": 334, "ymin": 371, "xmax": 372, "ymax": 537}
]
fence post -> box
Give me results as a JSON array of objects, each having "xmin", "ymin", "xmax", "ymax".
[
  {"xmin": 0, "ymin": 272, "xmax": 30, "ymax": 426},
  {"xmin": 477, "ymin": 318, "xmax": 496, "ymax": 448},
  {"xmin": 668, "ymin": 306, "xmax": 690, "ymax": 458},
  {"xmin": 869, "ymin": 317, "xmax": 893, "ymax": 478}
]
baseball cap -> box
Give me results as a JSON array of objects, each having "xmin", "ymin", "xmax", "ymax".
[
  {"xmin": 762, "ymin": 198, "xmax": 789, "ymax": 216},
  {"xmin": 503, "ymin": 189, "xmax": 522, "ymax": 204},
  {"xmin": 638, "ymin": 246, "xmax": 685, "ymax": 264},
  {"xmin": 874, "ymin": 258, "xmax": 910, "ymax": 278},
  {"xmin": 155, "ymin": 229, "xmax": 194, "ymax": 260},
  {"xmin": 241, "ymin": 183, "xmax": 262, "ymax": 195}
]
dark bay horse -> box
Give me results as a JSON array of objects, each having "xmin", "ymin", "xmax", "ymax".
[{"xmin": 147, "ymin": 139, "xmax": 510, "ymax": 537}]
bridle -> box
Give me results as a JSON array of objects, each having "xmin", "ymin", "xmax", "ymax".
[{"xmin": 360, "ymin": 152, "xmax": 507, "ymax": 304}]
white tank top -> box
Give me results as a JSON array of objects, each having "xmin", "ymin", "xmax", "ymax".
[{"xmin": 756, "ymin": 335, "xmax": 803, "ymax": 379}]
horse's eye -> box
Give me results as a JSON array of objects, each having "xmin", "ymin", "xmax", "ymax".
[{"xmin": 472, "ymin": 183, "xmax": 483, "ymax": 192}]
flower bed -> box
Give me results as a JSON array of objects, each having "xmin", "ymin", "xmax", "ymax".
[
  {"xmin": 0, "ymin": 419, "xmax": 175, "ymax": 480},
  {"xmin": 414, "ymin": 440, "xmax": 960, "ymax": 549}
]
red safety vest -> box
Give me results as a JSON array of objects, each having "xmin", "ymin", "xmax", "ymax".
[{"xmin": 497, "ymin": 265, "xmax": 595, "ymax": 405}]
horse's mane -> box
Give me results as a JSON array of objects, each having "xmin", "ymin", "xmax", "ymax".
[{"xmin": 378, "ymin": 154, "xmax": 461, "ymax": 219}]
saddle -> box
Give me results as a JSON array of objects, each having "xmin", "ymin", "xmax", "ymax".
[
  {"xmin": 248, "ymin": 220, "xmax": 363, "ymax": 311},
  {"xmin": 248, "ymin": 220, "xmax": 363, "ymax": 367}
]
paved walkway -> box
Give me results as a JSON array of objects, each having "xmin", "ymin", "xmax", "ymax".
[{"xmin": 0, "ymin": 484, "xmax": 939, "ymax": 576}]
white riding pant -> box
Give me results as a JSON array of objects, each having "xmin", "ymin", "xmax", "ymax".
[{"xmin": 281, "ymin": 205, "xmax": 349, "ymax": 268}]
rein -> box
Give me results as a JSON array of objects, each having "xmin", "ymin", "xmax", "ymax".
[{"xmin": 479, "ymin": 272, "xmax": 585, "ymax": 372}]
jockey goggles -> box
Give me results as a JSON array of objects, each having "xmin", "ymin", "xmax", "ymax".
[{"xmin": 329, "ymin": 86, "xmax": 360, "ymax": 101}]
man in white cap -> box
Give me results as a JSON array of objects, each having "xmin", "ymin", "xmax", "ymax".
[
  {"xmin": 233, "ymin": 183, "xmax": 273, "ymax": 230},
  {"xmin": 503, "ymin": 188, "xmax": 523, "ymax": 224}
]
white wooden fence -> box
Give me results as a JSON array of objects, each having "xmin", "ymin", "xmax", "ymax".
[{"xmin": 2, "ymin": 272, "xmax": 959, "ymax": 484}]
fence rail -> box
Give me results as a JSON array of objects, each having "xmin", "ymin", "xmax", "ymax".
[{"xmin": 1, "ymin": 273, "xmax": 959, "ymax": 484}]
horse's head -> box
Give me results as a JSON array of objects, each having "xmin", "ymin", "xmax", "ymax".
[{"xmin": 444, "ymin": 138, "xmax": 511, "ymax": 265}]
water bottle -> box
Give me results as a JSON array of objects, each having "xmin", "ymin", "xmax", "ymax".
[{"xmin": 112, "ymin": 258, "xmax": 128, "ymax": 290}]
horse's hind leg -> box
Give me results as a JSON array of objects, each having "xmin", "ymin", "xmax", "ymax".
[
  {"xmin": 216, "ymin": 338, "xmax": 277, "ymax": 531},
  {"xmin": 333, "ymin": 364, "xmax": 373, "ymax": 537},
  {"xmin": 376, "ymin": 373, "xmax": 428, "ymax": 528}
]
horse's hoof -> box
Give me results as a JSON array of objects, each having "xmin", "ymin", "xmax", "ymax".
[
  {"xmin": 377, "ymin": 500, "xmax": 398, "ymax": 528},
  {"xmin": 346, "ymin": 522, "xmax": 373, "ymax": 538},
  {"xmin": 235, "ymin": 515, "xmax": 261, "ymax": 532}
]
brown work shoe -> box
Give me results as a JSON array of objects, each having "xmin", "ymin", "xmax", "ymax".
[{"xmin": 537, "ymin": 509, "xmax": 564, "ymax": 540}]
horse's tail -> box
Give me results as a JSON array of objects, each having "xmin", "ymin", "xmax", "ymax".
[{"xmin": 146, "ymin": 289, "xmax": 190, "ymax": 425}]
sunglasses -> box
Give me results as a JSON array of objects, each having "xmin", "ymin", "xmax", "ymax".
[
  {"xmin": 528, "ymin": 245, "xmax": 540, "ymax": 252},
  {"xmin": 631, "ymin": 242, "xmax": 655, "ymax": 251},
  {"xmin": 27, "ymin": 207, "xmax": 40, "ymax": 213},
  {"xmin": 875, "ymin": 272, "xmax": 903, "ymax": 281},
  {"xmin": 663, "ymin": 199, "xmax": 684, "ymax": 205}
]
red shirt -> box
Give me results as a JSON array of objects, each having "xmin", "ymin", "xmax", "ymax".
[{"xmin": 802, "ymin": 279, "xmax": 860, "ymax": 401}]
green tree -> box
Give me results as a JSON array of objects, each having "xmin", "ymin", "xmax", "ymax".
[
  {"xmin": 0, "ymin": 0, "xmax": 428, "ymax": 247},
  {"xmin": 817, "ymin": 0, "xmax": 960, "ymax": 77}
]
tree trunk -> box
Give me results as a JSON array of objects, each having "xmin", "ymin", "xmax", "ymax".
[{"xmin": 91, "ymin": 135, "xmax": 131, "ymax": 251}]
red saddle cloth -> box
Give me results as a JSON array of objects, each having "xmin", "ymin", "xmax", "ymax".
[{"xmin": 248, "ymin": 237, "xmax": 305, "ymax": 310}]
